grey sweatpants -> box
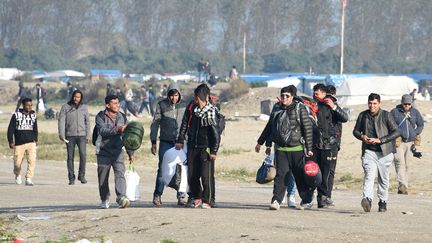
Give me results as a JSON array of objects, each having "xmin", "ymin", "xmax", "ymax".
[
  {"xmin": 361, "ymin": 149, "xmax": 394, "ymax": 202},
  {"xmin": 97, "ymin": 152, "xmax": 126, "ymax": 203}
]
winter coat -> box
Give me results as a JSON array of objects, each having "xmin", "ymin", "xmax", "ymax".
[
  {"xmin": 390, "ymin": 105, "xmax": 424, "ymax": 142},
  {"xmin": 58, "ymin": 102, "xmax": 90, "ymax": 138}
]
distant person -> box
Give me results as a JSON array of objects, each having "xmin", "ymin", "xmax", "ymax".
[
  {"xmin": 229, "ymin": 65, "xmax": 239, "ymax": 80},
  {"xmin": 197, "ymin": 58, "xmax": 205, "ymax": 82},
  {"xmin": 123, "ymin": 83, "xmax": 140, "ymax": 117},
  {"xmin": 7, "ymin": 98, "xmax": 38, "ymax": 186},
  {"xmin": 58, "ymin": 90, "xmax": 91, "ymax": 185},
  {"xmin": 116, "ymin": 87, "xmax": 126, "ymax": 114},
  {"xmin": 35, "ymin": 83, "xmax": 46, "ymax": 113},
  {"xmin": 353, "ymin": 93, "xmax": 400, "ymax": 213},
  {"xmin": 391, "ymin": 94, "xmax": 424, "ymax": 195},
  {"xmin": 175, "ymin": 84, "xmax": 220, "ymax": 209},
  {"xmin": 150, "ymin": 83, "xmax": 187, "ymax": 207},
  {"xmin": 204, "ymin": 60, "xmax": 211, "ymax": 82},
  {"xmin": 313, "ymin": 83, "xmax": 349, "ymax": 208},
  {"xmin": 106, "ymin": 83, "xmax": 116, "ymax": 96},
  {"xmin": 15, "ymin": 81, "xmax": 27, "ymax": 112},
  {"xmin": 95, "ymin": 95, "xmax": 135, "ymax": 209},
  {"xmin": 208, "ymin": 73, "xmax": 217, "ymax": 87},
  {"xmin": 148, "ymin": 84, "xmax": 156, "ymax": 116},
  {"xmin": 138, "ymin": 85, "xmax": 151, "ymax": 115}
]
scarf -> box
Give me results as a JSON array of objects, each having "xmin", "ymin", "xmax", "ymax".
[{"xmin": 194, "ymin": 102, "xmax": 217, "ymax": 127}]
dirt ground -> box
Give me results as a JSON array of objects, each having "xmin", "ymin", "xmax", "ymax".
[{"xmin": 1, "ymin": 86, "xmax": 432, "ymax": 242}]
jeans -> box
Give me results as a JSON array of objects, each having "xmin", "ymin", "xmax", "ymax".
[
  {"xmin": 66, "ymin": 136, "xmax": 87, "ymax": 181},
  {"xmin": 97, "ymin": 153, "xmax": 126, "ymax": 203}
]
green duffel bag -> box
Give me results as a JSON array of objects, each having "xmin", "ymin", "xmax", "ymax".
[{"xmin": 123, "ymin": 121, "xmax": 144, "ymax": 151}]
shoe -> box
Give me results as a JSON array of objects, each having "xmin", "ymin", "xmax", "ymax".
[
  {"xmin": 281, "ymin": 195, "xmax": 287, "ymax": 204},
  {"xmin": 177, "ymin": 196, "xmax": 188, "ymax": 206},
  {"xmin": 78, "ymin": 176, "xmax": 87, "ymax": 184},
  {"xmin": 100, "ymin": 200, "xmax": 110, "ymax": 209},
  {"xmin": 119, "ymin": 197, "xmax": 130, "ymax": 209},
  {"xmin": 25, "ymin": 178, "xmax": 34, "ymax": 186},
  {"xmin": 15, "ymin": 175, "xmax": 22, "ymax": 185},
  {"xmin": 378, "ymin": 200, "xmax": 387, "ymax": 212},
  {"xmin": 317, "ymin": 196, "xmax": 329, "ymax": 209},
  {"xmin": 269, "ymin": 200, "xmax": 280, "ymax": 210},
  {"xmin": 191, "ymin": 198, "xmax": 202, "ymax": 208},
  {"xmin": 361, "ymin": 198, "xmax": 372, "ymax": 212},
  {"xmin": 153, "ymin": 195, "xmax": 162, "ymax": 207},
  {"xmin": 288, "ymin": 195, "xmax": 296, "ymax": 208},
  {"xmin": 398, "ymin": 185, "xmax": 408, "ymax": 195},
  {"xmin": 325, "ymin": 197, "xmax": 335, "ymax": 206},
  {"xmin": 201, "ymin": 203, "xmax": 211, "ymax": 209},
  {"xmin": 210, "ymin": 199, "xmax": 218, "ymax": 208},
  {"xmin": 298, "ymin": 202, "xmax": 313, "ymax": 210},
  {"xmin": 68, "ymin": 180, "xmax": 75, "ymax": 185}
]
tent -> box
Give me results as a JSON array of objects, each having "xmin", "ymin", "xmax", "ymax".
[
  {"xmin": 266, "ymin": 77, "xmax": 302, "ymax": 90},
  {"xmin": 0, "ymin": 68, "xmax": 22, "ymax": 80},
  {"xmin": 337, "ymin": 76, "xmax": 418, "ymax": 106},
  {"xmin": 46, "ymin": 70, "xmax": 85, "ymax": 78}
]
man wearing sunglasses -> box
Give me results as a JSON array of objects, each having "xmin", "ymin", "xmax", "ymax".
[{"xmin": 390, "ymin": 94, "xmax": 424, "ymax": 195}]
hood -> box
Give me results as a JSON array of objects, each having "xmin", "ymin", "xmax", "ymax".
[{"xmin": 167, "ymin": 83, "xmax": 182, "ymax": 103}]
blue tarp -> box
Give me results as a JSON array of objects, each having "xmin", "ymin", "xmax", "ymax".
[
  {"xmin": 89, "ymin": 69, "xmax": 122, "ymax": 76},
  {"xmin": 406, "ymin": 74, "xmax": 432, "ymax": 82}
]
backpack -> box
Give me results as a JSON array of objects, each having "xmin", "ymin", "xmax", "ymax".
[
  {"xmin": 92, "ymin": 112, "xmax": 127, "ymax": 146},
  {"xmin": 271, "ymin": 109, "xmax": 293, "ymax": 147}
]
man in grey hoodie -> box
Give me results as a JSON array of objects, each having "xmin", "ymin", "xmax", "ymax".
[
  {"xmin": 95, "ymin": 94, "xmax": 134, "ymax": 209},
  {"xmin": 150, "ymin": 83, "xmax": 187, "ymax": 206},
  {"xmin": 58, "ymin": 90, "xmax": 90, "ymax": 185}
]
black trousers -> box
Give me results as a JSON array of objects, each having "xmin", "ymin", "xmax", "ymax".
[
  {"xmin": 272, "ymin": 150, "xmax": 314, "ymax": 204},
  {"xmin": 66, "ymin": 136, "xmax": 87, "ymax": 181},
  {"xmin": 187, "ymin": 148, "xmax": 214, "ymax": 204},
  {"xmin": 315, "ymin": 148, "xmax": 338, "ymax": 198}
]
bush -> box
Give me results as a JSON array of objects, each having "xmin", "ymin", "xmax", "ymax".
[{"xmin": 219, "ymin": 78, "xmax": 249, "ymax": 102}]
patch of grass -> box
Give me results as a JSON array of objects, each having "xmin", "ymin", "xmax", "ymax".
[
  {"xmin": 216, "ymin": 167, "xmax": 255, "ymax": 182},
  {"xmin": 0, "ymin": 217, "xmax": 16, "ymax": 241},
  {"xmin": 161, "ymin": 240, "xmax": 179, "ymax": 243},
  {"xmin": 45, "ymin": 236, "xmax": 69, "ymax": 243},
  {"xmin": 219, "ymin": 147, "xmax": 251, "ymax": 156},
  {"xmin": 338, "ymin": 173, "xmax": 353, "ymax": 182}
]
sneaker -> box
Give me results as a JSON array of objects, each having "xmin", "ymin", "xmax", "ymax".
[
  {"xmin": 288, "ymin": 195, "xmax": 296, "ymax": 208},
  {"xmin": 201, "ymin": 203, "xmax": 211, "ymax": 209},
  {"xmin": 25, "ymin": 178, "xmax": 34, "ymax": 186},
  {"xmin": 317, "ymin": 196, "xmax": 329, "ymax": 209},
  {"xmin": 177, "ymin": 196, "xmax": 188, "ymax": 206},
  {"xmin": 398, "ymin": 184, "xmax": 408, "ymax": 195},
  {"xmin": 210, "ymin": 199, "xmax": 218, "ymax": 208},
  {"xmin": 15, "ymin": 175, "xmax": 22, "ymax": 185},
  {"xmin": 78, "ymin": 176, "xmax": 87, "ymax": 184},
  {"xmin": 119, "ymin": 197, "xmax": 130, "ymax": 209},
  {"xmin": 191, "ymin": 198, "xmax": 202, "ymax": 208},
  {"xmin": 298, "ymin": 202, "xmax": 313, "ymax": 210},
  {"xmin": 153, "ymin": 195, "xmax": 162, "ymax": 207},
  {"xmin": 378, "ymin": 200, "xmax": 387, "ymax": 212},
  {"xmin": 325, "ymin": 197, "xmax": 335, "ymax": 206},
  {"xmin": 68, "ymin": 180, "xmax": 75, "ymax": 185},
  {"xmin": 269, "ymin": 200, "xmax": 280, "ymax": 210},
  {"xmin": 100, "ymin": 200, "xmax": 110, "ymax": 209},
  {"xmin": 361, "ymin": 198, "xmax": 372, "ymax": 212},
  {"xmin": 281, "ymin": 195, "xmax": 287, "ymax": 204},
  {"xmin": 186, "ymin": 197, "xmax": 194, "ymax": 207}
]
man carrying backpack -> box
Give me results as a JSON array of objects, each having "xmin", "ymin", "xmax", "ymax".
[
  {"xmin": 58, "ymin": 90, "xmax": 90, "ymax": 185},
  {"xmin": 175, "ymin": 84, "xmax": 220, "ymax": 209},
  {"xmin": 257, "ymin": 85, "xmax": 314, "ymax": 210},
  {"xmin": 312, "ymin": 84, "xmax": 349, "ymax": 208},
  {"xmin": 150, "ymin": 83, "xmax": 187, "ymax": 206}
]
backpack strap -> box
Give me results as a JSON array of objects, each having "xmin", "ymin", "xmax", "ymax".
[{"xmin": 187, "ymin": 102, "xmax": 194, "ymax": 129}]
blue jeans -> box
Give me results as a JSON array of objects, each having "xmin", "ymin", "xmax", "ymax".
[{"xmin": 153, "ymin": 141, "xmax": 186, "ymax": 198}]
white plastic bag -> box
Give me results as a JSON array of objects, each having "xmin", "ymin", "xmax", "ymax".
[
  {"xmin": 125, "ymin": 164, "xmax": 140, "ymax": 201},
  {"xmin": 38, "ymin": 99, "xmax": 45, "ymax": 111},
  {"xmin": 161, "ymin": 147, "xmax": 188, "ymax": 193}
]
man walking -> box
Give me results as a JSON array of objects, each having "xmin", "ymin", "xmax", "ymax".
[
  {"xmin": 353, "ymin": 93, "xmax": 400, "ymax": 212},
  {"xmin": 391, "ymin": 94, "xmax": 424, "ymax": 194},
  {"xmin": 7, "ymin": 98, "xmax": 38, "ymax": 186},
  {"xmin": 58, "ymin": 90, "xmax": 90, "ymax": 185},
  {"xmin": 312, "ymin": 84, "xmax": 349, "ymax": 208},
  {"xmin": 175, "ymin": 84, "xmax": 220, "ymax": 209},
  {"xmin": 94, "ymin": 95, "xmax": 135, "ymax": 209},
  {"xmin": 150, "ymin": 83, "xmax": 187, "ymax": 206}
]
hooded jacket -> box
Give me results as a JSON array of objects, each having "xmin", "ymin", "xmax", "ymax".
[
  {"xmin": 150, "ymin": 83, "xmax": 186, "ymax": 144},
  {"xmin": 390, "ymin": 105, "xmax": 424, "ymax": 142},
  {"xmin": 58, "ymin": 101, "xmax": 90, "ymax": 139},
  {"xmin": 7, "ymin": 109, "xmax": 38, "ymax": 146},
  {"xmin": 353, "ymin": 109, "xmax": 400, "ymax": 156}
]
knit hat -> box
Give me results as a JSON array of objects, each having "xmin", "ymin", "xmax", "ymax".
[{"xmin": 401, "ymin": 94, "xmax": 413, "ymax": 104}]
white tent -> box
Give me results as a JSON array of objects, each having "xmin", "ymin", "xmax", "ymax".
[
  {"xmin": 46, "ymin": 70, "xmax": 85, "ymax": 78},
  {"xmin": 0, "ymin": 68, "xmax": 22, "ymax": 80},
  {"xmin": 337, "ymin": 76, "xmax": 418, "ymax": 106},
  {"xmin": 267, "ymin": 77, "xmax": 302, "ymax": 91}
]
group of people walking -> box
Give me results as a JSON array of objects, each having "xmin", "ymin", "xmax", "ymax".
[{"xmin": 6, "ymin": 81, "xmax": 424, "ymax": 212}]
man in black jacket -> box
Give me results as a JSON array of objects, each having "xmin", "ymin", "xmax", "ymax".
[
  {"xmin": 256, "ymin": 85, "xmax": 315, "ymax": 210},
  {"xmin": 8, "ymin": 98, "xmax": 38, "ymax": 186},
  {"xmin": 353, "ymin": 93, "xmax": 400, "ymax": 213},
  {"xmin": 313, "ymin": 84, "xmax": 349, "ymax": 208},
  {"xmin": 175, "ymin": 84, "xmax": 220, "ymax": 209}
]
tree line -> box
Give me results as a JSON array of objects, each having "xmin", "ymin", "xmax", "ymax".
[{"xmin": 0, "ymin": 0, "xmax": 431, "ymax": 74}]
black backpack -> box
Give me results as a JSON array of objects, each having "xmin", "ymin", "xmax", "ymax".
[{"xmin": 271, "ymin": 109, "xmax": 293, "ymax": 147}]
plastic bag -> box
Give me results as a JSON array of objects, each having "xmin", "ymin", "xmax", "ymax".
[
  {"xmin": 161, "ymin": 147, "xmax": 188, "ymax": 193},
  {"xmin": 125, "ymin": 164, "xmax": 140, "ymax": 201}
]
